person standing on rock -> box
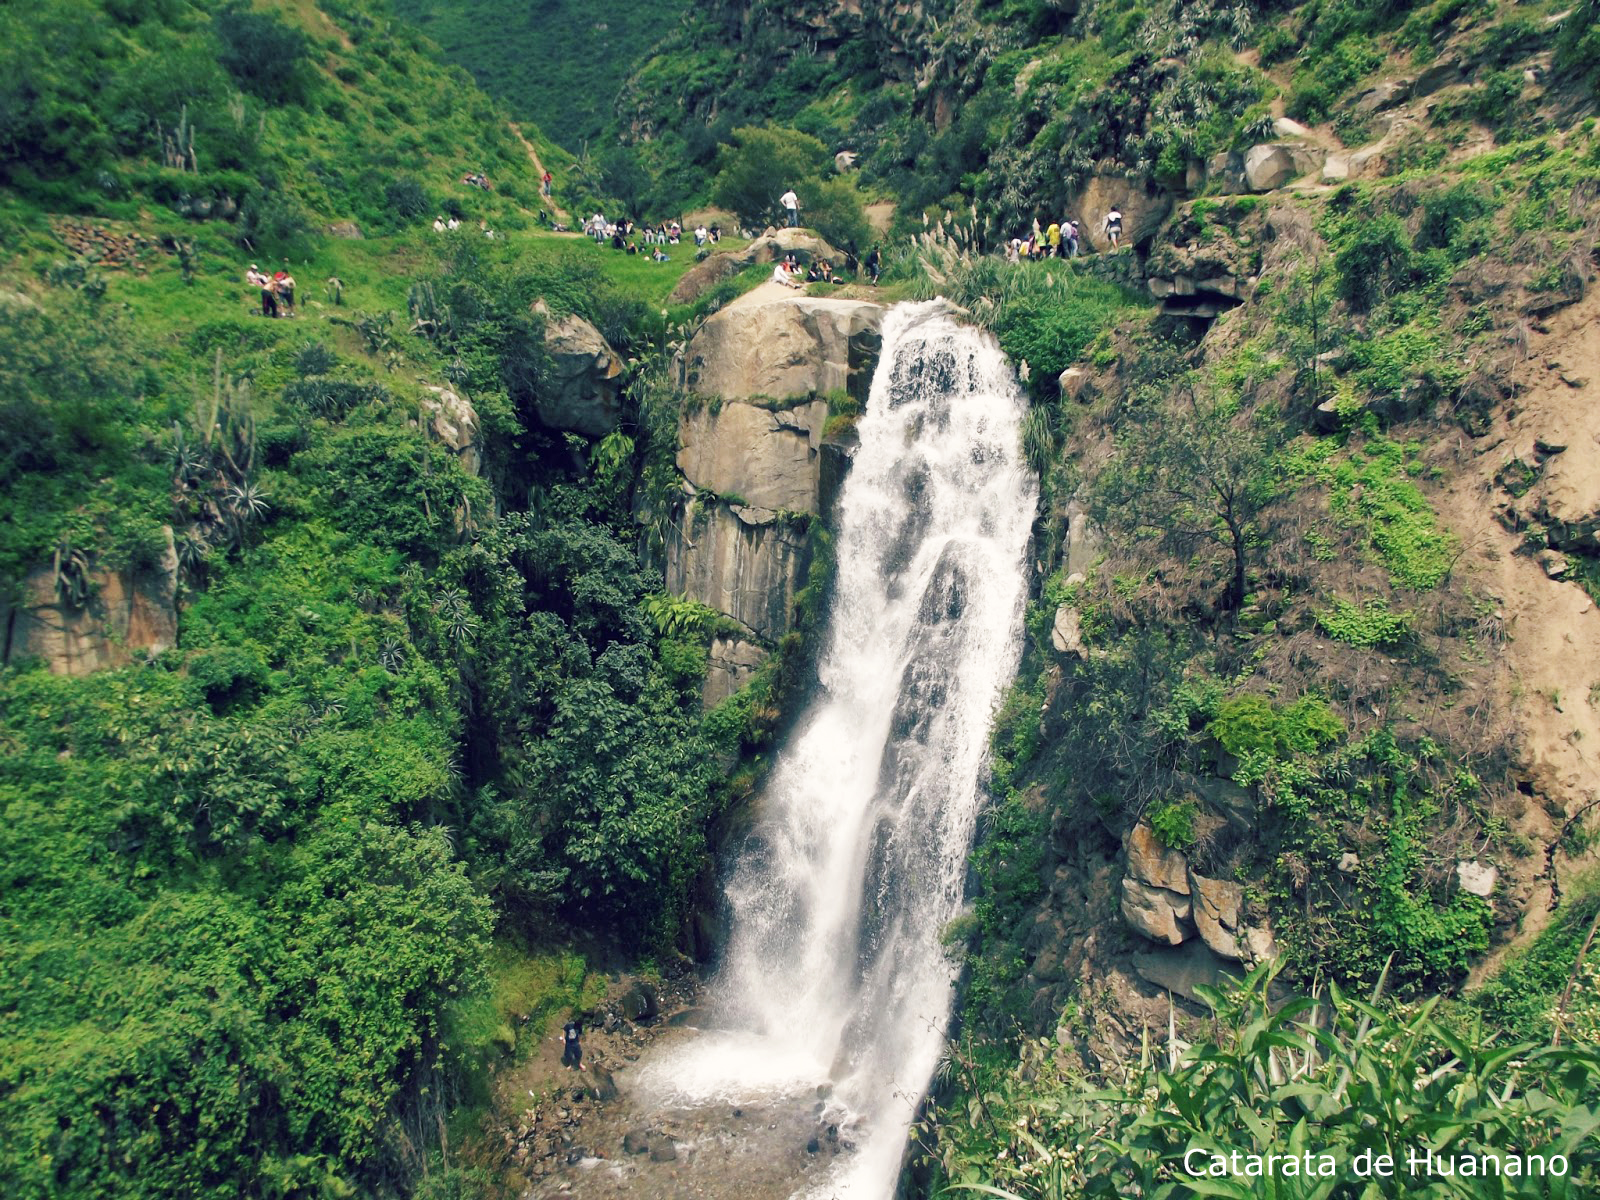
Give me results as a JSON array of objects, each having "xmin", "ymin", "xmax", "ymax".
[
  {"xmin": 562, "ymin": 1018, "xmax": 583, "ymax": 1069},
  {"xmin": 780, "ymin": 187, "xmax": 800, "ymax": 228},
  {"xmin": 866, "ymin": 246, "xmax": 881, "ymax": 286},
  {"xmin": 1104, "ymin": 207, "xmax": 1123, "ymax": 251},
  {"xmin": 1065, "ymin": 220, "xmax": 1081, "ymax": 258}
]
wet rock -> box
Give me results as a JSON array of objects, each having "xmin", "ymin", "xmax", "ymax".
[
  {"xmin": 619, "ymin": 980, "xmax": 660, "ymax": 1022},
  {"xmin": 581, "ymin": 1066, "xmax": 619, "ymax": 1103},
  {"xmin": 648, "ymin": 1134, "xmax": 678, "ymax": 1162},
  {"xmin": 806, "ymin": 1136, "xmax": 821, "ymax": 1153},
  {"xmin": 623, "ymin": 1128, "xmax": 651, "ymax": 1155}
]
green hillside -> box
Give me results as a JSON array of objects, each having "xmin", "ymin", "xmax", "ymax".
[{"xmin": 391, "ymin": 0, "xmax": 689, "ymax": 150}]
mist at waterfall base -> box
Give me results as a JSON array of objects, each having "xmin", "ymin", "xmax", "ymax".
[{"xmin": 636, "ymin": 302, "xmax": 1039, "ymax": 1198}]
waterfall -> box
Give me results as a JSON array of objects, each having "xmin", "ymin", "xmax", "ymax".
[{"xmin": 638, "ymin": 301, "xmax": 1038, "ymax": 1198}]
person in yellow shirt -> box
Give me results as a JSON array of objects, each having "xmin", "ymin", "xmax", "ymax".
[{"xmin": 1047, "ymin": 221, "xmax": 1061, "ymax": 257}]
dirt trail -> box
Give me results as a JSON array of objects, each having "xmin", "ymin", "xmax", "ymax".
[
  {"xmin": 509, "ymin": 122, "xmax": 569, "ymax": 223},
  {"xmin": 1442, "ymin": 289, "xmax": 1600, "ymax": 981}
]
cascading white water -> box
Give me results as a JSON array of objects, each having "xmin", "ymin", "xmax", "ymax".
[{"xmin": 638, "ymin": 301, "xmax": 1038, "ymax": 1198}]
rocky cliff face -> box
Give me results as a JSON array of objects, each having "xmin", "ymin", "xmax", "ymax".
[
  {"xmin": 3, "ymin": 528, "xmax": 180, "ymax": 675},
  {"xmin": 667, "ymin": 296, "xmax": 884, "ymax": 704}
]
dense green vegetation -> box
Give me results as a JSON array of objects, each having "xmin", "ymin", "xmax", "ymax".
[
  {"xmin": 924, "ymin": 961, "xmax": 1600, "ymax": 1198},
  {"xmin": 0, "ymin": 3, "xmax": 767, "ymax": 1195},
  {"xmin": 391, "ymin": 0, "xmax": 688, "ymax": 150}
]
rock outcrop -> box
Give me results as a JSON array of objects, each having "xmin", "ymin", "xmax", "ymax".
[
  {"xmin": 677, "ymin": 398, "xmax": 832, "ymax": 514},
  {"xmin": 3, "ymin": 528, "xmax": 180, "ymax": 675},
  {"xmin": 421, "ymin": 385, "xmax": 483, "ymax": 477},
  {"xmin": 668, "ymin": 231, "xmax": 843, "ymax": 306},
  {"xmin": 1074, "ymin": 173, "xmax": 1173, "ymax": 252},
  {"xmin": 1208, "ymin": 142, "xmax": 1324, "ymax": 194},
  {"xmin": 703, "ymin": 634, "xmax": 769, "ymax": 709},
  {"xmin": 537, "ymin": 311, "xmax": 624, "ymax": 436},
  {"xmin": 666, "ymin": 297, "xmax": 886, "ymax": 705},
  {"xmin": 1145, "ymin": 200, "xmax": 1256, "ymax": 319},
  {"xmin": 681, "ymin": 296, "xmax": 882, "ymax": 408},
  {"xmin": 1119, "ymin": 820, "xmax": 1274, "ymax": 966},
  {"xmin": 663, "ymin": 493, "xmax": 815, "ymax": 647}
]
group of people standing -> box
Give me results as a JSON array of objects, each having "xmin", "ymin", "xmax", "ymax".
[
  {"xmin": 1007, "ymin": 207, "xmax": 1124, "ymax": 261},
  {"xmin": 245, "ymin": 262, "xmax": 296, "ymax": 318}
]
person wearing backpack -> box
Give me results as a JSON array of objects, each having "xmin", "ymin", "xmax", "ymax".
[{"xmin": 1104, "ymin": 207, "xmax": 1123, "ymax": 251}]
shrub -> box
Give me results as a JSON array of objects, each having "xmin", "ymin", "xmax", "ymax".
[
  {"xmin": 1148, "ymin": 799, "xmax": 1199, "ymax": 850},
  {"xmin": 213, "ymin": 4, "xmax": 311, "ymax": 105},
  {"xmin": 384, "ymin": 175, "xmax": 431, "ymax": 222},
  {"xmin": 1316, "ymin": 596, "xmax": 1413, "ymax": 646},
  {"xmin": 710, "ymin": 125, "xmax": 832, "ymax": 230},
  {"xmin": 1209, "ymin": 693, "xmax": 1345, "ymax": 759},
  {"xmin": 1334, "ymin": 213, "xmax": 1417, "ymax": 312}
]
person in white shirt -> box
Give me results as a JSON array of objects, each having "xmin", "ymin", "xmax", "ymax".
[{"xmin": 780, "ymin": 188, "xmax": 799, "ymax": 228}]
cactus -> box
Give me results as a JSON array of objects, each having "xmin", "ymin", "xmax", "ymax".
[{"xmin": 406, "ymin": 280, "xmax": 451, "ymax": 340}]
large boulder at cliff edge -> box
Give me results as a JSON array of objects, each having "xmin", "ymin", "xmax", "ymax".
[
  {"xmin": 681, "ymin": 296, "xmax": 883, "ymax": 410},
  {"xmin": 536, "ymin": 309, "xmax": 624, "ymax": 436}
]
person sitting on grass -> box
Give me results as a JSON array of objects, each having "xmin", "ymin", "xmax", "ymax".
[{"xmin": 652, "ymin": 245, "xmax": 669, "ymax": 263}]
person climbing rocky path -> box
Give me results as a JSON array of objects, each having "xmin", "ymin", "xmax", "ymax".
[{"xmin": 509, "ymin": 122, "xmax": 571, "ymax": 226}]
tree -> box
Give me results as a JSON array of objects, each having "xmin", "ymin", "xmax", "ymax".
[
  {"xmin": 213, "ymin": 4, "xmax": 310, "ymax": 105},
  {"xmin": 804, "ymin": 174, "xmax": 873, "ymax": 255},
  {"xmin": 710, "ymin": 125, "xmax": 832, "ymax": 230},
  {"xmin": 1094, "ymin": 379, "xmax": 1278, "ymax": 612}
]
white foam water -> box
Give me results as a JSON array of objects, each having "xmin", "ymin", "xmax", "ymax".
[{"xmin": 637, "ymin": 301, "xmax": 1038, "ymax": 1198}]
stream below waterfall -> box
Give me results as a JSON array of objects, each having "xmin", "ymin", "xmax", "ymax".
[{"xmin": 530, "ymin": 301, "xmax": 1037, "ymax": 1200}]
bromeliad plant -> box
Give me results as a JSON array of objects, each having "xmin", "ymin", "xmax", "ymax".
[{"xmin": 933, "ymin": 959, "xmax": 1600, "ymax": 1200}]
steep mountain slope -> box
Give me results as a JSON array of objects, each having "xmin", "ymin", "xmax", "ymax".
[{"xmin": 391, "ymin": 0, "xmax": 689, "ymax": 150}]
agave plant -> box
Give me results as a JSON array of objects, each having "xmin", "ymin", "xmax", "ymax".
[
  {"xmin": 935, "ymin": 958, "xmax": 1600, "ymax": 1200},
  {"xmin": 224, "ymin": 481, "xmax": 270, "ymax": 524},
  {"xmin": 51, "ymin": 537, "xmax": 92, "ymax": 609}
]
